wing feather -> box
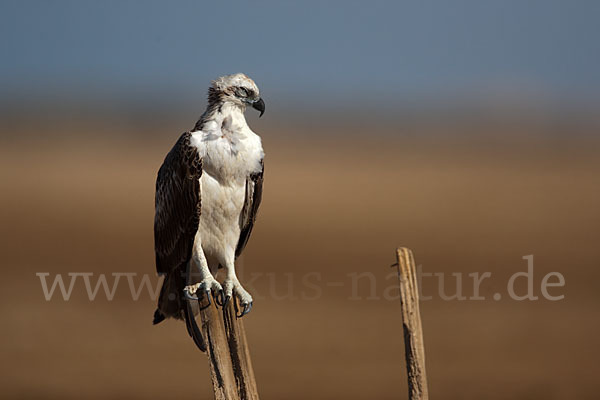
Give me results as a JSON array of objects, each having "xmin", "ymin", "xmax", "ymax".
[
  {"xmin": 235, "ymin": 159, "xmax": 264, "ymax": 258},
  {"xmin": 154, "ymin": 132, "xmax": 202, "ymax": 275}
]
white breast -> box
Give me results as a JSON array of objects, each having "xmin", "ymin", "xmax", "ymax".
[
  {"xmin": 191, "ymin": 113, "xmax": 263, "ymax": 183},
  {"xmin": 190, "ymin": 108, "xmax": 264, "ymax": 266},
  {"xmin": 197, "ymin": 172, "xmax": 245, "ymax": 264}
]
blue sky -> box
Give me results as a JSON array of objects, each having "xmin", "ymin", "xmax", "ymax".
[{"xmin": 1, "ymin": 0, "xmax": 599, "ymax": 107}]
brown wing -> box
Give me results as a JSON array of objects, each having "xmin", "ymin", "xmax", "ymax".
[
  {"xmin": 235, "ymin": 159, "xmax": 264, "ymax": 258},
  {"xmin": 154, "ymin": 132, "xmax": 202, "ymax": 275},
  {"xmin": 154, "ymin": 132, "xmax": 206, "ymax": 351}
]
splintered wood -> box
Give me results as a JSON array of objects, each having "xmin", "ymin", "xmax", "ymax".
[
  {"xmin": 395, "ymin": 248, "xmax": 429, "ymax": 400},
  {"xmin": 198, "ymin": 300, "xmax": 259, "ymax": 400}
]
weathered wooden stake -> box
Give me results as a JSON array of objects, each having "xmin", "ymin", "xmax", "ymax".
[
  {"xmin": 198, "ymin": 300, "xmax": 259, "ymax": 400},
  {"xmin": 394, "ymin": 247, "xmax": 429, "ymax": 400}
]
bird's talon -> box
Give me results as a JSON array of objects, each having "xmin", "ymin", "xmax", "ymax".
[
  {"xmin": 214, "ymin": 291, "xmax": 224, "ymax": 307},
  {"xmin": 236, "ymin": 302, "xmax": 252, "ymax": 318},
  {"xmin": 184, "ymin": 283, "xmax": 202, "ymax": 300},
  {"xmin": 184, "ymin": 288, "xmax": 199, "ymax": 301},
  {"xmin": 197, "ymin": 290, "xmax": 212, "ymax": 310}
]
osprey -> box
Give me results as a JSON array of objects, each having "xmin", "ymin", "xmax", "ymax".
[{"xmin": 153, "ymin": 73, "xmax": 265, "ymax": 351}]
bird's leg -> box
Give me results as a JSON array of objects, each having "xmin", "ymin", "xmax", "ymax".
[
  {"xmin": 221, "ymin": 261, "xmax": 253, "ymax": 317},
  {"xmin": 184, "ymin": 239, "xmax": 222, "ymax": 305}
]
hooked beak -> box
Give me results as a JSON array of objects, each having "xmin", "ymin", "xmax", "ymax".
[{"xmin": 251, "ymin": 97, "xmax": 265, "ymax": 117}]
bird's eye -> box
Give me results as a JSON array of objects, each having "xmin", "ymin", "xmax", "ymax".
[{"xmin": 236, "ymin": 87, "xmax": 250, "ymax": 98}]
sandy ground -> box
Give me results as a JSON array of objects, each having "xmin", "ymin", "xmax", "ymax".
[{"xmin": 1, "ymin": 121, "xmax": 599, "ymax": 399}]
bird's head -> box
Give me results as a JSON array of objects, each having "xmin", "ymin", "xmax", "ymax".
[{"xmin": 209, "ymin": 73, "xmax": 265, "ymax": 117}]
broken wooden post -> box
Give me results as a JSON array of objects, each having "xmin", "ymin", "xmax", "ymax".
[
  {"xmin": 394, "ymin": 247, "xmax": 429, "ymax": 400},
  {"xmin": 198, "ymin": 300, "xmax": 259, "ymax": 400}
]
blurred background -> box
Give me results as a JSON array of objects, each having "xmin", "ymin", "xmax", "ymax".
[{"xmin": 1, "ymin": 1, "xmax": 599, "ymax": 399}]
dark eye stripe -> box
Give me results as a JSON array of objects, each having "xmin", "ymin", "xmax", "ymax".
[{"xmin": 236, "ymin": 87, "xmax": 250, "ymax": 97}]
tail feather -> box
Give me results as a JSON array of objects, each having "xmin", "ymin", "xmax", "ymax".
[
  {"xmin": 184, "ymin": 298, "xmax": 206, "ymax": 352},
  {"xmin": 153, "ymin": 270, "xmax": 206, "ymax": 352},
  {"xmin": 155, "ymin": 272, "xmax": 184, "ymax": 320},
  {"xmin": 153, "ymin": 308, "xmax": 166, "ymax": 325}
]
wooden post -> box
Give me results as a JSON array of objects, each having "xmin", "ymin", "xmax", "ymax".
[
  {"xmin": 198, "ymin": 300, "xmax": 259, "ymax": 400},
  {"xmin": 394, "ymin": 247, "xmax": 429, "ymax": 400}
]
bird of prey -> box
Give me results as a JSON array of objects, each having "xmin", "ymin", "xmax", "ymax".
[{"xmin": 152, "ymin": 73, "xmax": 265, "ymax": 351}]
